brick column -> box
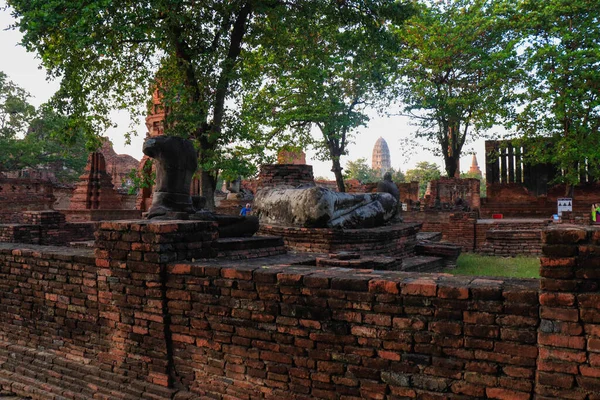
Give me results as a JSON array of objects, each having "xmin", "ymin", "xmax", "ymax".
[
  {"xmin": 538, "ymin": 225, "xmax": 600, "ymax": 399},
  {"xmin": 94, "ymin": 220, "xmax": 217, "ymax": 388}
]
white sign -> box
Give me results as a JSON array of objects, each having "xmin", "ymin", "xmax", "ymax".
[{"xmin": 557, "ymin": 197, "xmax": 572, "ymax": 216}]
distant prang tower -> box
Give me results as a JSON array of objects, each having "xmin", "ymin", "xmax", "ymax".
[
  {"xmin": 372, "ymin": 137, "xmax": 392, "ymax": 175},
  {"xmin": 468, "ymin": 154, "xmax": 482, "ymax": 177}
]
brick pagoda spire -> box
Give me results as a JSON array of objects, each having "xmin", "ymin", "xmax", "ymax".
[
  {"xmin": 468, "ymin": 154, "xmax": 482, "ymax": 177},
  {"xmin": 70, "ymin": 152, "xmax": 122, "ymax": 210}
]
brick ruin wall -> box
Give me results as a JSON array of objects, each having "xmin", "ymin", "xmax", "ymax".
[
  {"xmin": 425, "ymin": 178, "xmax": 481, "ymax": 210},
  {"xmin": 0, "ymin": 211, "xmax": 96, "ymax": 246},
  {"xmin": 0, "ymin": 221, "xmax": 599, "ymax": 399},
  {"xmin": 0, "ymin": 178, "xmax": 56, "ymax": 224},
  {"xmin": 403, "ymin": 211, "xmax": 553, "ymax": 256},
  {"xmin": 257, "ymin": 165, "xmax": 315, "ymax": 191}
]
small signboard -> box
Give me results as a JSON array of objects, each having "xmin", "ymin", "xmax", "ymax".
[
  {"xmin": 557, "ymin": 197, "xmax": 573, "ymax": 216},
  {"xmin": 401, "ymin": 203, "xmax": 408, "ymax": 212}
]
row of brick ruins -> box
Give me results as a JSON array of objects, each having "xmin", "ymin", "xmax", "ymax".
[
  {"xmin": 1, "ymin": 215, "xmax": 600, "ymax": 399},
  {"xmin": 3, "ymin": 92, "xmax": 600, "ymax": 257}
]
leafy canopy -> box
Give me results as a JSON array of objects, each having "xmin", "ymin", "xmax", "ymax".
[
  {"xmin": 0, "ymin": 71, "xmax": 87, "ymax": 180},
  {"xmin": 395, "ymin": 0, "xmax": 520, "ymax": 178},
  {"xmin": 7, "ymin": 0, "xmax": 415, "ymax": 205},
  {"xmin": 514, "ymin": 0, "xmax": 600, "ymax": 189},
  {"xmin": 241, "ymin": 1, "xmax": 414, "ymax": 192},
  {"xmin": 405, "ymin": 161, "xmax": 442, "ymax": 198}
]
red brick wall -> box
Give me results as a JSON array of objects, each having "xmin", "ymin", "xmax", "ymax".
[
  {"xmin": 483, "ymin": 183, "xmax": 600, "ymax": 218},
  {"xmin": 537, "ymin": 226, "xmax": 600, "ymax": 399},
  {"xmin": 165, "ymin": 261, "xmax": 539, "ymax": 399},
  {"xmin": 257, "ymin": 164, "xmax": 314, "ymax": 190},
  {"xmin": 427, "ymin": 178, "xmax": 480, "ymax": 209},
  {"xmin": 0, "ymin": 177, "xmax": 56, "ymax": 223},
  {"xmin": 0, "ymin": 211, "xmax": 97, "ymax": 245},
  {"xmin": 403, "ymin": 211, "xmax": 478, "ymax": 251},
  {"xmin": 2, "ymin": 222, "xmax": 600, "ymax": 399},
  {"xmin": 399, "ymin": 181, "xmax": 419, "ymax": 204}
]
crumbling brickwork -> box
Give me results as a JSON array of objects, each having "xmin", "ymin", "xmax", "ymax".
[
  {"xmin": 1, "ymin": 222, "xmax": 600, "ymax": 399},
  {"xmin": 0, "ymin": 177, "xmax": 56, "ymax": 224},
  {"xmin": 256, "ymin": 164, "xmax": 315, "ymax": 191}
]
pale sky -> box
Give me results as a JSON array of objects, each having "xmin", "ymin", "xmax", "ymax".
[{"xmin": 0, "ymin": 3, "xmax": 490, "ymax": 179}]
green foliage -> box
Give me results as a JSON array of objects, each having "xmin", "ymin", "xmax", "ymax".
[
  {"xmin": 343, "ymin": 158, "xmax": 382, "ymax": 183},
  {"xmin": 0, "ymin": 71, "xmax": 36, "ymax": 139},
  {"xmin": 514, "ymin": 0, "xmax": 600, "ymax": 190},
  {"xmin": 243, "ymin": 1, "xmax": 414, "ymax": 191},
  {"xmin": 448, "ymin": 254, "xmax": 539, "ymax": 278},
  {"xmin": 405, "ymin": 161, "xmax": 441, "ymax": 197},
  {"xmin": 127, "ymin": 160, "xmax": 155, "ymax": 195},
  {"xmin": 0, "ymin": 72, "xmax": 88, "ymax": 181},
  {"xmin": 395, "ymin": 0, "xmax": 520, "ymax": 178},
  {"xmin": 6, "ymin": 0, "xmax": 414, "ymax": 204}
]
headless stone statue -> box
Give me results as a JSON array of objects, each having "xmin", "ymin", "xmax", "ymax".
[
  {"xmin": 143, "ymin": 136, "xmax": 197, "ymax": 218},
  {"xmin": 143, "ymin": 136, "xmax": 259, "ymax": 237}
]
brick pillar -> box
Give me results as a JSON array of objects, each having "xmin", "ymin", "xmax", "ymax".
[
  {"xmin": 94, "ymin": 220, "xmax": 217, "ymax": 388},
  {"xmin": 538, "ymin": 226, "xmax": 600, "ymax": 399}
]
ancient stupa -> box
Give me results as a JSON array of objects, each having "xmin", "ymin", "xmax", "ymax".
[
  {"xmin": 372, "ymin": 137, "xmax": 391, "ymax": 175},
  {"xmin": 468, "ymin": 154, "xmax": 482, "ymax": 177}
]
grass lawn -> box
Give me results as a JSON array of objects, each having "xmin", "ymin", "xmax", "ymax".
[{"xmin": 445, "ymin": 253, "xmax": 540, "ymax": 279}]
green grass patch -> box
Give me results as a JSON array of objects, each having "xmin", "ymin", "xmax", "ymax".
[{"xmin": 446, "ymin": 253, "xmax": 540, "ymax": 279}]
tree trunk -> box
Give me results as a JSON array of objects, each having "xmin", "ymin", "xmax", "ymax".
[
  {"xmin": 331, "ymin": 158, "xmax": 346, "ymax": 192},
  {"xmin": 200, "ymin": 170, "xmax": 216, "ymax": 210},
  {"xmin": 444, "ymin": 154, "xmax": 459, "ymax": 178}
]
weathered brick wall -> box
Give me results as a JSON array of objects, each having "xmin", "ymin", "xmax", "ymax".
[
  {"xmin": 165, "ymin": 260, "xmax": 540, "ymax": 399},
  {"xmin": 479, "ymin": 230, "xmax": 543, "ymax": 256},
  {"xmin": 398, "ymin": 181, "xmax": 420, "ymax": 204},
  {"xmin": 475, "ymin": 219, "xmax": 551, "ymax": 256},
  {"xmin": 0, "ymin": 245, "xmax": 98, "ymax": 358},
  {"xmin": 0, "ymin": 177, "xmax": 56, "ymax": 224},
  {"xmin": 427, "ymin": 178, "xmax": 480, "ymax": 210},
  {"xmin": 93, "ymin": 220, "xmax": 218, "ymax": 388},
  {"xmin": 2, "ymin": 222, "xmax": 600, "ymax": 399},
  {"xmin": 537, "ymin": 226, "xmax": 600, "ymax": 399},
  {"xmin": 482, "ymin": 183, "xmax": 600, "ymax": 218},
  {"xmin": 403, "ymin": 211, "xmax": 478, "ymax": 251},
  {"xmin": 0, "ymin": 243, "xmax": 177, "ymax": 399},
  {"xmin": 0, "ymin": 211, "xmax": 96, "ymax": 245},
  {"xmin": 256, "ymin": 164, "xmax": 314, "ymax": 191}
]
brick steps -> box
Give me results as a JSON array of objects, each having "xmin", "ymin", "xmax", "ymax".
[
  {"xmin": 415, "ymin": 242, "xmax": 462, "ymax": 267},
  {"xmin": 215, "ymin": 235, "xmax": 286, "ymax": 260},
  {"xmin": 416, "ymin": 231, "xmax": 442, "ymax": 242},
  {"xmin": 401, "ymin": 255, "xmax": 445, "ymax": 272},
  {"xmin": 0, "ymin": 344, "xmax": 154, "ymax": 400}
]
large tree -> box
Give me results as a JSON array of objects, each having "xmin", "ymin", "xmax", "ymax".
[
  {"xmin": 242, "ymin": 1, "xmax": 413, "ymax": 192},
  {"xmin": 0, "ymin": 71, "xmax": 35, "ymax": 140},
  {"xmin": 395, "ymin": 0, "xmax": 520, "ymax": 178},
  {"xmin": 0, "ymin": 71, "xmax": 87, "ymax": 179},
  {"xmin": 514, "ymin": 0, "xmax": 600, "ymax": 194},
  {"xmin": 7, "ymin": 1, "xmax": 408, "ymax": 207}
]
